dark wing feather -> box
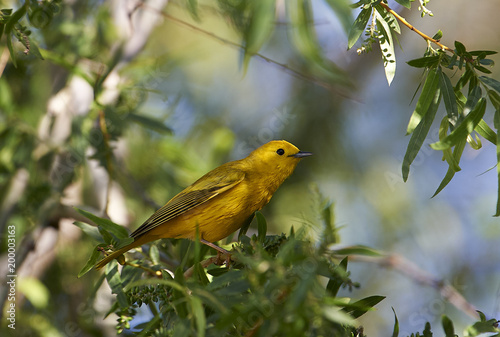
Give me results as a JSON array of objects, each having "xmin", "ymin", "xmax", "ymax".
[{"xmin": 130, "ymin": 168, "xmax": 245, "ymax": 239}]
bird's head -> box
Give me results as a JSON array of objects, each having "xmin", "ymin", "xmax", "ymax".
[{"xmin": 247, "ymin": 140, "xmax": 312, "ymax": 183}]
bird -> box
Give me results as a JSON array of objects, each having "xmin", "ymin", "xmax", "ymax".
[{"xmin": 95, "ymin": 140, "xmax": 312, "ymax": 270}]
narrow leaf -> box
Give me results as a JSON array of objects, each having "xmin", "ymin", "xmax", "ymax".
[
  {"xmin": 438, "ymin": 116, "xmax": 460, "ymax": 172},
  {"xmin": 475, "ymin": 119, "xmax": 497, "ymax": 145},
  {"xmin": 403, "ymin": 87, "xmax": 441, "ymax": 181},
  {"xmin": 256, "ymin": 211, "xmax": 267, "ymax": 243},
  {"xmin": 407, "ymin": 68, "xmax": 440, "ymax": 134},
  {"xmin": 374, "ymin": 9, "xmax": 396, "ymax": 85},
  {"xmin": 73, "ymin": 221, "xmax": 104, "ymax": 242},
  {"xmin": 78, "ymin": 245, "xmax": 106, "ymax": 278},
  {"xmin": 75, "ymin": 207, "xmax": 130, "ymax": 239},
  {"xmin": 407, "ymin": 55, "xmax": 440, "ymax": 68},
  {"xmin": 441, "ymin": 315, "xmax": 455, "ymax": 337},
  {"xmin": 454, "ymin": 41, "xmax": 466, "ymax": 54},
  {"xmin": 431, "ymin": 98, "xmax": 487, "ymax": 150},
  {"xmin": 242, "ymin": 0, "xmax": 276, "ymax": 71},
  {"xmin": 469, "ymin": 50, "xmax": 498, "ymax": 56},
  {"xmin": 392, "ymin": 307, "xmax": 399, "ymax": 337},
  {"xmin": 438, "ymin": 68, "xmax": 458, "ymax": 126},
  {"xmin": 333, "ymin": 245, "xmax": 382, "ymax": 256},
  {"xmin": 394, "ymin": 0, "xmax": 411, "ymax": 9},
  {"xmin": 343, "ymin": 295, "xmax": 385, "ymax": 319},
  {"xmin": 348, "ymin": 7, "xmax": 371, "ymax": 49},
  {"xmin": 432, "ymin": 139, "xmax": 466, "ymax": 197},
  {"xmin": 128, "ymin": 113, "xmax": 172, "ymax": 134},
  {"xmin": 480, "ymin": 76, "xmax": 500, "ymax": 94},
  {"xmin": 190, "ymin": 296, "xmax": 206, "ymax": 337}
]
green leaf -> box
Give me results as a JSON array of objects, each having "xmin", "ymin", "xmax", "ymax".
[
  {"xmin": 193, "ymin": 263, "xmax": 210, "ymax": 286},
  {"xmin": 442, "ymin": 315, "xmax": 455, "ymax": 337},
  {"xmin": 128, "ymin": 113, "xmax": 172, "ymax": 134},
  {"xmin": 407, "ymin": 55, "xmax": 440, "ymax": 68},
  {"xmin": 402, "ymin": 86, "xmax": 441, "ymax": 181},
  {"xmin": 374, "ymin": 8, "xmax": 396, "ymax": 85},
  {"xmin": 348, "ymin": 7, "xmax": 371, "ymax": 50},
  {"xmin": 75, "ymin": 207, "xmax": 130, "ymax": 239},
  {"xmin": 342, "ymin": 295, "xmax": 385, "ymax": 319},
  {"xmin": 189, "ymin": 296, "xmax": 206, "ymax": 337},
  {"xmin": 324, "ymin": 0, "xmax": 353, "ymax": 34},
  {"xmin": 474, "ymin": 65, "xmax": 492, "ymax": 74},
  {"xmin": 242, "ymin": 0, "xmax": 276, "ymax": 71},
  {"xmin": 333, "ymin": 245, "xmax": 382, "ymax": 256},
  {"xmin": 480, "ymin": 76, "xmax": 500, "ymax": 94},
  {"xmin": 456, "ymin": 67, "xmax": 473, "ymax": 90},
  {"xmin": 469, "ymin": 50, "xmax": 498, "ymax": 56},
  {"xmin": 489, "ymin": 90, "xmax": 500, "ymax": 111},
  {"xmin": 431, "ymin": 98, "xmax": 487, "ymax": 150},
  {"xmin": 438, "ymin": 68, "xmax": 458, "ymax": 126},
  {"xmin": 149, "ymin": 245, "xmax": 160, "ymax": 265},
  {"xmin": 326, "ymin": 257, "xmax": 347, "ymax": 297},
  {"xmin": 106, "ymin": 264, "xmax": 129, "ymax": 308},
  {"xmin": 187, "ymin": 0, "xmax": 199, "ymax": 20},
  {"xmin": 78, "ymin": 245, "xmax": 106, "ymax": 278},
  {"xmin": 256, "ymin": 211, "xmax": 267, "ymax": 243},
  {"xmin": 475, "ymin": 119, "xmax": 496, "ymax": 145},
  {"xmin": 394, "ymin": 0, "xmax": 411, "ymax": 9},
  {"xmin": 4, "ymin": 4, "xmax": 28, "ymax": 68},
  {"xmin": 73, "ymin": 221, "xmax": 104, "ymax": 242},
  {"xmin": 392, "ymin": 307, "xmax": 399, "ymax": 337},
  {"xmin": 406, "ymin": 68, "xmax": 440, "ymax": 134},
  {"xmin": 432, "ymin": 138, "xmax": 466, "ymax": 197},
  {"xmin": 438, "ymin": 116, "xmax": 460, "ymax": 172},
  {"xmin": 454, "ymin": 41, "xmax": 466, "ymax": 54},
  {"xmin": 432, "ymin": 29, "xmax": 443, "ymax": 40}
]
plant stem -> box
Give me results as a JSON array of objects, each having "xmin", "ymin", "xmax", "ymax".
[{"xmin": 379, "ymin": 2, "xmax": 453, "ymax": 53}]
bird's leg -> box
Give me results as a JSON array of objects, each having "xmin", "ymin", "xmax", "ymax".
[{"xmin": 200, "ymin": 239, "xmax": 231, "ymax": 266}]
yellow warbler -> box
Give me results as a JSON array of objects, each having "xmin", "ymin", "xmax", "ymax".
[{"xmin": 95, "ymin": 140, "xmax": 311, "ymax": 270}]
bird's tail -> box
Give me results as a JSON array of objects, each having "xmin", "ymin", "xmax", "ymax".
[{"xmin": 95, "ymin": 236, "xmax": 149, "ymax": 270}]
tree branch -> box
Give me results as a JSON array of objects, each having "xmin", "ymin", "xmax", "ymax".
[
  {"xmin": 379, "ymin": 2, "xmax": 453, "ymax": 53},
  {"xmin": 346, "ymin": 253, "xmax": 479, "ymax": 319}
]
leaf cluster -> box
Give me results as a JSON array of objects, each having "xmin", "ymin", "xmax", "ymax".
[
  {"xmin": 347, "ymin": 0, "xmax": 500, "ymax": 214},
  {"xmin": 79, "ymin": 202, "xmax": 385, "ymax": 336}
]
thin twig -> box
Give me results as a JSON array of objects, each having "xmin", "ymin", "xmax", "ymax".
[
  {"xmin": 346, "ymin": 253, "xmax": 479, "ymax": 319},
  {"xmin": 379, "ymin": 2, "xmax": 453, "ymax": 53},
  {"xmin": 139, "ymin": 4, "xmax": 356, "ymax": 100},
  {"xmin": 183, "ymin": 256, "xmax": 219, "ymax": 278}
]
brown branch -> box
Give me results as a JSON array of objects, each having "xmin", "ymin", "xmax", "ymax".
[
  {"xmin": 346, "ymin": 253, "xmax": 479, "ymax": 319},
  {"xmin": 379, "ymin": 2, "xmax": 454, "ymax": 53},
  {"xmin": 183, "ymin": 256, "xmax": 220, "ymax": 279}
]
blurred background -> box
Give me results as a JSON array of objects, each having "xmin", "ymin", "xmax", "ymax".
[{"xmin": 1, "ymin": 0, "xmax": 500, "ymax": 335}]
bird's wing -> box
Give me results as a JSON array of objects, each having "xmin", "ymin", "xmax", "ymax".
[{"xmin": 130, "ymin": 168, "xmax": 245, "ymax": 239}]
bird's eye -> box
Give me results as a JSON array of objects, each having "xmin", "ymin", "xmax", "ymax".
[{"xmin": 276, "ymin": 148, "xmax": 285, "ymax": 156}]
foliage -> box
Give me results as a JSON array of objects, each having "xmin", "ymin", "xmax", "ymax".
[
  {"xmin": 347, "ymin": 0, "xmax": 500, "ymax": 214},
  {"xmin": 79, "ymin": 203, "xmax": 386, "ymax": 336},
  {"xmin": 1, "ymin": 0, "xmax": 499, "ymax": 336}
]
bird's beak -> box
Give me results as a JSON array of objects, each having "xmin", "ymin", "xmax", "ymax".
[{"xmin": 289, "ymin": 151, "xmax": 313, "ymax": 158}]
